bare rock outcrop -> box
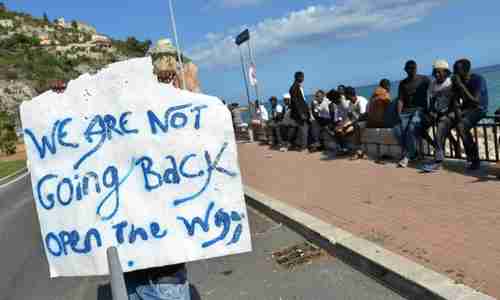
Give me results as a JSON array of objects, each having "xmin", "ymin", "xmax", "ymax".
[{"xmin": 0, "ymin": 80, "xmax": 37, "ymax": 114}]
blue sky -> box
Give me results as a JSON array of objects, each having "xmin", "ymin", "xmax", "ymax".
[{"xmin": 5, "ymin": 0, "xmax": 500, "ymax": 104}]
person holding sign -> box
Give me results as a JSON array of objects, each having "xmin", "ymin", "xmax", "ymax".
[
  {"xmin": 123, "ymin": 69, "xmax": 191, "ymax": 300},
  {"xmin": 21, "ymin": 57, "xmax": 251, "ymax": 300}
]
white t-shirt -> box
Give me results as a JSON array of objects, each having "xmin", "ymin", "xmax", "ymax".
[
  {"xmin": 429, "ymin": 77, "xmax": 453, "ymax": 113},
  {"xmin": 318, "ymin": 98, "xmax": 331, "ymax": 119},
  {"xmin": 336, "ymin": 97, "xmax": 350, "ymax": 122},
  {"xmin": 350, "ymin": 96, "xmax": 368, "ymax": 115},
  {"xmin": 270, "ymin": 104, "xmax": 284, "ymax": 121},
  {"xmin": 256, "ymin": 105, "xmax": 269, "ymax": 121}
]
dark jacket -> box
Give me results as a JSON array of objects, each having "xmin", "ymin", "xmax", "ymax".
[{"xmin": 289, "ymin": 82, "xmax": 309, "ymax": 125}]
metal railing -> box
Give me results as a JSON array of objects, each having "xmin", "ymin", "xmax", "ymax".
[{"xmin": 421, "ymin": 115, "xmax": 500, "ymax": 162}]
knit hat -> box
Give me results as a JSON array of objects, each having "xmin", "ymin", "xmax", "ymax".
[{"xmin": 433, "ymin": 59, "xmax": 449, "ymax": 70}]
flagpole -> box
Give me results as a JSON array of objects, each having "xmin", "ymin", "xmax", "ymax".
[
  {"xmin": 168, "ymin": 0, "xmax": 187, "ymax": 90},
  {"xmin": 247, "ymin": 39, "xmax": 260, "ymax": 103},
  {"xmin": 238, "ymin": 46, "xmax": 253, "ymax": 117}
]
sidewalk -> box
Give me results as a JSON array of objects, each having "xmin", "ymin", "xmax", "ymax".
[{"xmin": 237, "ymin": 143, "xmax": 500, "ymax": 298}]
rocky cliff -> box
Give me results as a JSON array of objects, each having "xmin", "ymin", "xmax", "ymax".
[{"xmin": 0, "ymin": 5, "xmax": 201, "ymax": 124}]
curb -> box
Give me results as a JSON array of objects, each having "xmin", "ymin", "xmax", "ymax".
[
  {"xmin": 244, "ymin": 185, "xmax": 495, "ymax": 300},
  {"xmin": 0, "ymin": 167, "xmax": 28, "ymax": 186}
]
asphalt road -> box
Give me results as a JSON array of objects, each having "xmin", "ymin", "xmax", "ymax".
[{"xmin": 0, "ymin": 173, "xmax": 406, "ymax": 300}]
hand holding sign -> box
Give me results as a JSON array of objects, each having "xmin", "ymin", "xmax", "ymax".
[{"xmin": 21, "ymin": 57, "xmax": 251, "ymax": 277}]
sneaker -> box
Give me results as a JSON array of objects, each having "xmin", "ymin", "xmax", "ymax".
[
  {"xmin": 321, "ymin": 151, "xmax": 337, "ymax": 160},
  {"xmin": 279, "ymin": 146, "xmax": 288, "ymax": 152},
  {"xmin": 421, "ymin": 162, "xmax": 441, "ymax": 173},
  {"xmin": 350, "ymin": 150, "xmax": 365, "ymax": 161},
  {"xmin": 398, "ymin": 157, "xmax": 409, "ymax": 168},
  {"xmin": 289, "ymin": 146, "xmax": 306, "ymax": 152},
  {"xmin": 467, "ymin": 161, "xmax": 481, "ymax": 171}
]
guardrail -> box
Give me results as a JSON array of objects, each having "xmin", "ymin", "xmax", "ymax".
[{"xmin": 422, "ymin": 115, "xmax": 500, "ymax": 163}]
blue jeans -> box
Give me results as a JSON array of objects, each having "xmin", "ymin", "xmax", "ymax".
[
  {"xmin": 126, "ymin": 266, "xmax": 191, "ymax": 300},
  {"xmin": 393, "ymin": 111, "xmax": 422, "ymax": 159},
  {"xmin": 128, "ymin": 282, "xmax": 190, "ymax": 300}
]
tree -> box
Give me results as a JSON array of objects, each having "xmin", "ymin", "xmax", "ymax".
[
  {"xmin": 144, "ymin": 39, "xmax": 152, "ymax": 53},
  {"xmin": 43, "ymin": 12, "xmax": 49, "ymax": 24},
  {"xmin": 0, "ymin": 111, "xmax": 17, "ymax": 156},
  {"xmin": 71, "ymin": 20, "xmax": 78, "ymax": 30}
]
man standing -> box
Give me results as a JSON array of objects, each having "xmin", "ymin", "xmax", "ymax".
[
  {"xmin": 393, "ymin": 60, "xmax": 431, "ymax": 168},
  {"xmin": 452, "ymin": 59, "xmax": 489, "ymax": 170},
  {"xmin": 289, "ymin": 71, "xmax": 310, "ymax": 151}
]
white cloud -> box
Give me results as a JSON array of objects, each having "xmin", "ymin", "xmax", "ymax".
[{"xmin": 189, "ymin": 0, "xmax": 448, "ymax": 69}]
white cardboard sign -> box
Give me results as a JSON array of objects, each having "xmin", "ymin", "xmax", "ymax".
[{"xmin": 20, "ymin": 57, "xmax": 252, "ymax": 277}]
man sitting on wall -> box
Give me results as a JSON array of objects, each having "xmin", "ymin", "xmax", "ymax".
[
  {"xmin": 266, "ymin": 96, "xmax": 286, "ymax": 150},
  {"xmin": 367, "ymin": 79, "xmax": 392, "ymax": 128},
  {"xmin": 280, "ymin": 93, "xmax": 296, "ymax": 151},
  {"xmin": 452, "ymin": 58, "xmax": 489, "ymax": 171},
  {"xmin": 344, "ymin": 87, "xmax": 368, "ymax": 160}
]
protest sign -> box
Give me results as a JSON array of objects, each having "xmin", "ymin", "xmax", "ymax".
[{"xmin": 20, "ymin": 57, "xmax": 252, "ymax": 277}]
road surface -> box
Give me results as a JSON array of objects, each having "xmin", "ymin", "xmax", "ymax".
[{"xmin": 0, "ymin": 173, "xmax": 406, "ymax": 300}]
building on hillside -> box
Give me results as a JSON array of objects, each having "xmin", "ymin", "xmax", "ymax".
[
  {"xmin": 75, "ymin": 21, "xmax": 96, "ymax": 34},
  {"xmin": 92, "ymin": 34, "xmax": 110, "ymax": 43},
  {"xmin": 38, "ymin": 33, "xmax": 51, "ymax": 46},
  {"xmin": 94, "ymin": 39, "xmax": 112, "ymax": 49},
  {"xmin": 0, "ymin": 19, "xmax": 13, "ymax": 28},
  {"xmin": 43, "ymin": 25, "xmax": 55, "ymax": 32},
  {"xmin": 55, "ymin": 17, "xmax": 66, "ymax": 29}
]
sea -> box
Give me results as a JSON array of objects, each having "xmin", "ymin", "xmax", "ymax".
[{"xmin": 242, "ymin": 64, "xmax": 500, "ymax": 122}]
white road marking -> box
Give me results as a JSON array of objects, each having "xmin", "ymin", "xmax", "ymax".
[{"xmin": 0, "ymin": 171, "xmax": 30, "ymax": 190}]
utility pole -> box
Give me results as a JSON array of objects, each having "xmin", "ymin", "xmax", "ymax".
[{"xmin": 168, "ymin": 0, "xmax": 187, "ymax": 90}]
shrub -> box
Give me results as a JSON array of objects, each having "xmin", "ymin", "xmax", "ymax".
[{"xmin": 0, "ymin": 111, "xmax": 17, "ymax": 155}]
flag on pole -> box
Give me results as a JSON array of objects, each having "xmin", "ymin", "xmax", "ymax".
[
  {"xmin": 248, "ymin": 63, "xmax": 258, "ymax": 86},
  {"xmin": 235, "ymin": 29, "xmax": 250, "ymax": 46}
]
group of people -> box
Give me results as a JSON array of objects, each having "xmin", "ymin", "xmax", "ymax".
[{"xmin": 247, "ymin": 58, "xmax": 489, "ymax": 172}]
